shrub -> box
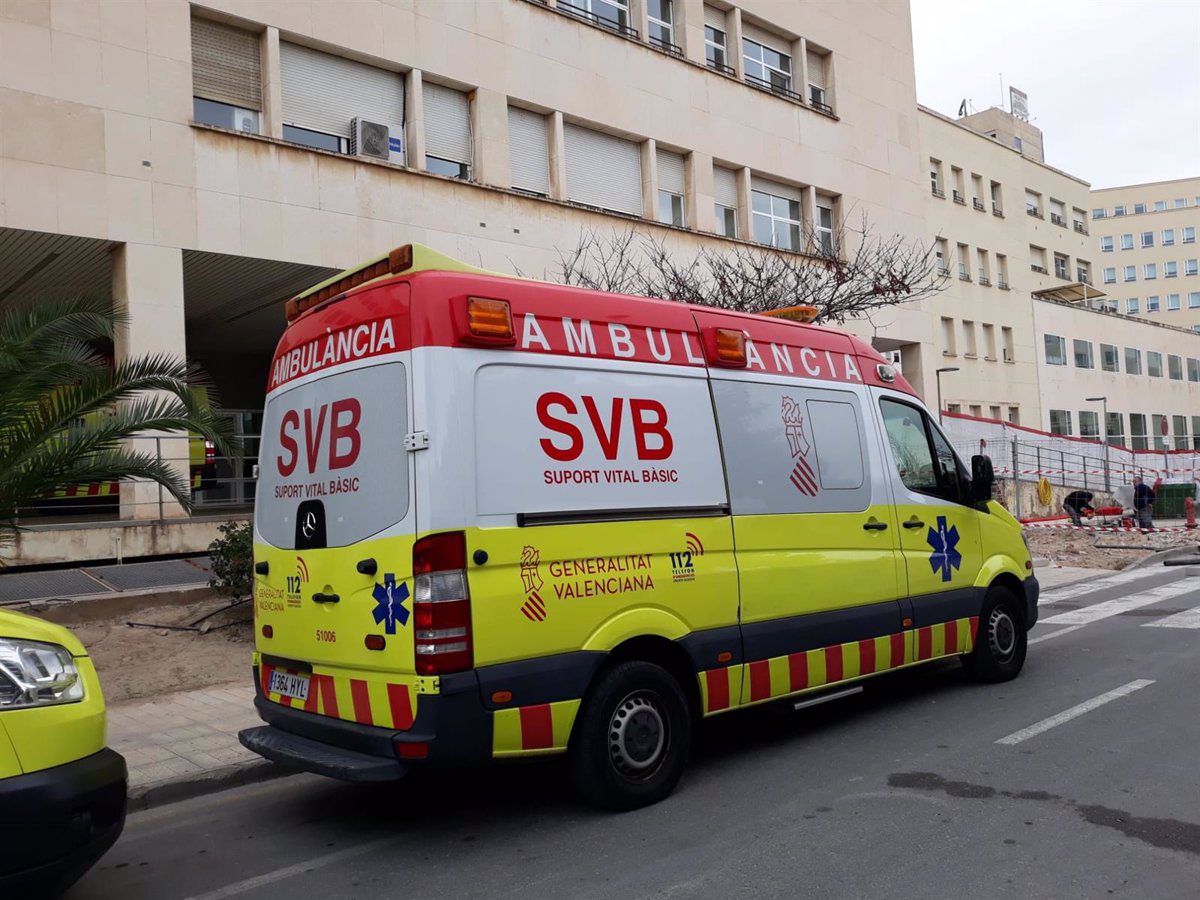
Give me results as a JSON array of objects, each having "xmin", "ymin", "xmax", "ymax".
[{"xmin": 208, "ymin": 519, "xmax": 253, "ymax": 599}]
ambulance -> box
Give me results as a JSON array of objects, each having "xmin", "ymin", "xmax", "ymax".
[{"xmin": 240, "ymin": 244, "xmax": 1038, "ymax": 809}]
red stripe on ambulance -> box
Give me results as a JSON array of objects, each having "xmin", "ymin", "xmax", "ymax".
[
  {"xmin": 749, "ymin": 660, "xmax": 772, "ymax": 702},
  {"xmin": 705, "ymin": 669, "xmax": 731, "ymax": 711},
  {"xmin": 387, "ymin": 683, "xmax": 414, "ymax": 730},
  {"xmin": 519, "ymin": 704, "xmax": 554, "ymax": 749},
  {"xmin": 350, "ymin": 679, "xmax": 373, "ymax": 725}
]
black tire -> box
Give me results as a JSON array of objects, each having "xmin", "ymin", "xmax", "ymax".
[
  {"xmin": 964, "ymin": 585, "xmax": 1027, "ymax": 683},
  {"xmin": 569, "ymin": 660, "xmax": 692, "ymax": 810}
]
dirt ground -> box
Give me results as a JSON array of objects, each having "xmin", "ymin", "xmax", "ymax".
[
  {"xmin": 28, "ymin": 589, "xmax": 253, "ymax": 703},
  {"xmin": 1025, "ymin": 527, "xmax": 1199, "ymax": 570}
]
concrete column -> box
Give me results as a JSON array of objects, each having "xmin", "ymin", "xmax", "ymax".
[
  {"xmin": 679, "ymin": 0, "xmax": 705, "ymax": 64},
  {"xmin": 728, "ymin": 7, "xmax": 745, "ymax": 79},
  {"xmin": 803, "ymin": 184, "xmax": 818, "ymax": 252},
  {"xmin": 736, "ymin": 166, "xmax": 753, "ymax": 240},
  {"xmin": 260, "ymin": 27, "xmax": 283, "ymax": 139},
  {"xmin": 796, "ymin": 37, "xmax": 809, "ymax": 106},
  {"xmin": 630, "ymin": 0, "xmax": 649, "ymax": 40},
  {"xmin": 111, "ymin": 244, "xmax": 189, "ymax": 521},
  {"xmin": 471, "ymin": 87, "xmax": 509, "ymax": 188},
  {"xmin": 641, "ymin": 138, "xmax": 658, "ymax": 221},
  {"xmin": 824, "ymin": 49, "xmax": 837, "ymax": 114},
  {"xmin": 548, "ymin": 111, "xmax": 568, "ymax": 201},
  {"xmin": 688, "ymin": 150, "xmax": 714, "ymax": 233},
  {"xmin": 406, "ymin": 68, "xmax": 426, "ymax": 170}
]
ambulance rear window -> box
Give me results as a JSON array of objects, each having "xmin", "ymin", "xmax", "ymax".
[{"xmin": 256, "ymin": 362, "xmax": 410, "ymax": 549}]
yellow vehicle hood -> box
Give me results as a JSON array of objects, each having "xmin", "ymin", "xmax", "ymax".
[{"xmin": 0, "ymin": 608, "xmax": 89, "ymax": 657}]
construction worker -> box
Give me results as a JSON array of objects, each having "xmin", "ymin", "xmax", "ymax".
[
  {"xmin": 1063, "ymin": 489, "xmax": 1094, "ymax": 526},
  {"xmin": 1133, "ymin": 476, "xmax": 1155, "ymax": 529}
]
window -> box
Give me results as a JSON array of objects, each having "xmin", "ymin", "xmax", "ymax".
[
  {"xmin": 646, "ymin": 0, "xmax": 676, "ymax": 50},
  {"xmin": 1167, "ymin": 293, "xmax": 1181, "ymax": 310},
  {"xmin": 1044, "ymin": 334, "xmax": 1067, "ymax": 366},
  {"xmin": 1146, "ymin": 295, "xmax": 1160, "ymax": 312},
  {"xmin": 1190, "ymin": 291, "xmax": 1200, "ymax": 308},
  {"xmin": 1147, "ymin": 351, "xmax": 1163, "ymax": 377},
  {"xmin": 743, "ymin": 34, "xmax": 793, "ymax": 94},
  {"xmin": 751, "ymin": 178, "xmax": 802, "ymax": 251},
  {"xmin": 951, "ymin": 166, "xmax": 966, "ymax": 203},
  {"xmin": 1142, "ymin": 231, "xmax": 1154, "ymax": 248},
  {"xmin": 958, "ymin": 243, "xmax": 970, "ymax": 279},
  {"xmin": 508, "ymin": 106, "xmax": 549, "ymax": 196},
  {"xmin": 1049, "ymin": 410, "xmax": 1072, "ymax": 436},
  {"xmin": 1194, "ymin": 417, "xmax": 1200, "ymax": 452},
  {"xmin": 1134, "ymin": 203, "xmax": 1147, "ymax": 214},
  {"xmin": 880, "ymin": 399, "xmax": 964, "ymax": 503},
  {"xmin": 1183, "ymin": 226, "xmax": 1196, "ymax": 244},
  {"xmin": 1073, "ymin": 339, "xmax": 1093, "ymax": 368},
  {"xmin": 191, "ymin": 17, "xmax": 263, "ymax": 135},
  {"xmin": 969, "ymin": 404, "xmax": 982, "ymax": 418},
  {"xmin": 996, "ymin": 253, "xmax": 1009, "ymax": 287},
  {"xmin": 934, "ymin": 238, "xmax": 949, "ymax": 274},
  {"xmin": 961, "ymin": 320, "xmax": 977, "ymax": 356},
  {"xmin": 1101, "ymin": 343, "xmax": 1119, "ymax": 372},
  {"xmin": 423, "ymin": 83, "xmax": 473, "ymax": 179},
  {"xmin": 1120, "ymin": 233, "xmax": 1134, "ymax": 250},
  {"xmin": 806, "ymin": 47, "xmax": 829, "ymax": 110},
  {"xmin": 1054, "ymin": 253, "xmax": 1069, "ymax": 279},
  {"xmin": 816, "ymin": 201, "xmax": 835, "ymax": 256},
  {"xmin": 1125, "ymin": 347, "xmax": 1142, "ymax": 374},
  {"xmin": 1168, "ymin": 354, "xmax": 1183, "ymax": 380},
  {"xmin": 1077, "ymin": 261, "xmax": 1092, "ymax": 284},
  {"xmin": 713, "ymin": 165, "xmax": 738, "ymax": 238},
  {"xmin": 1025, "ymin": 189, "xmax": 1040, "ymax": 216},
  {"xmin": 1130, "ymin": 413, "xmax": 1148, "ymax": 450},
  {"xmin": 990, "ymin": 180, "xmax": 1003, "ymax": 214},
  {"xmin": 581, "ymin": 0, "xmax": 631, "ymax": 32},
  {"xmin": 1127, "ymin": 297, "xmax": 1139, "ymax": 313},
  {"xmin": 1030, "ymin": 245, "xmax": 1047, "ymax": 273},
  {"xmin": 1079, "ymin": 410, "xmax": 1100, "ymax": 440},
  {"xmin": 279, "ymin": 42, "xmax": 406, "ymax": 160},
  {"xmin": 1103, "ymin": 267, "xmax": 1116, "ymax": 284},
  {"xmin": 1144, "ymin": 263, "xmax": 1157, "ymax": 280},
  {"xmin": 1124, "ymin": 265, "xmax": 1137, "ymax": 282},
  {"xmin": 1106, "ymin": 412, "xmax": 1124, "ymax": 447},
  {"xmin": 990, "ymin": 405, "xmax": 1001, "ymax": 420},
  {"xmin": 1155, "ymin": 200, "xmax": 1167, "ymax": 212},
  {"xmin": 1176, "ymin": 198, "xmax": 1188, "ymax": 209},
  {"xmin": 929, "ymin": 159, "xmax": 943, "ymax": 196},
  {"xmin": 1173, "ymin": 415, "xmax": 1189, "ymax": 451},
  {"xmin": 941, "ymin": 317, "xmax": 956, "ymax": 355},
  {"xmin": 1162, "ymin": 228, "xmax": 1175, "ymax": 246},
  {"xmin": 704, "ymin": 10, "xmax": 729, "ymax": 73},
  {"xmin": 1002, "ymin": 326, "xmax": 1014, "ymax": 362},
  {"xmin": 1186, "ymin": 259, "xmax": 1198, "ymax": 276},
  {"xmin": 1013, "ymin": 136, "xmax": 1022, "ymax": 151},
  {"xmin": 1188, "ymin": 358, "xmax": 1200, "ymax": 382},
  {"xmin": 1008, "ymin": 406, "xmax": 1021, "ymax": 424},
  {"xmin": 656, "ymin": 148, "xmax": 686, "ymax": 227},
  {"xmin": 982, "ymin": 323, "xmax": 996, "ymax": 359},
  {"xmin": 1152, "ymin": 415, "xmax": 1168, "ymax": 451},
  {"xmin": 1100, "ymin": 236, "xmax": 1113, "ymax": 252},
  {"xmin": 1165, "ymin": 261, "xmax": 1178, "ymax": 278},
  {"xmin": 563, "ymin": 123, "xmax": 643, "ymax": 216},
  {"xmin": 1093, "ymin": 207, "xmax": 1107, "ymax": 218},
  {"xmin": 1115, "ymin": 205, "xmax": 1126, "ymax": 216}
]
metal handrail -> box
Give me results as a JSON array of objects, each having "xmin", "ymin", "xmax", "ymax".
[
  {"xmin": 707, "ymin": 58, "xmax": 735, "ymax": 76},
  {"xmin": 555, "ymin": 0, "xmax": 640, "ymax": 38},
  {"xmin": 744, "ymin": 71, "xmax": 802, "ymax": 103},
  {"xmin": 648, "ymin": 33, "xmax": 683, "ymax": 56},
  {"xmin": 810, "ymin": 98, "xmax": 834, "ymax": 115},
  {"xmin": 973, "ymin": 198, "xmax": 985, "ymax": 211}
]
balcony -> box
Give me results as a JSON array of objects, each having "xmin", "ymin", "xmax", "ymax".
[
  {"xmin": 744, "ymin": 71, "xmax": 802, "ymax": 103},
  {"xmin": 958, "ymin": 271, "xmax": 971, "ymax": 282},
  {"xmin": 973, "ymin": 198, "xmax": 985, "ymax": 211},
  {"xmin": 1073, "ymin": 221, "xmax": 1089, "ymax": 235},
  {"xmin": 809, "ymin": 96, "xmax": 834, "ymax": 115},
  {"xmin": 1030, "ymin": 264, "xmax": 1048, "ymax": 274},
  {"xmin": 555, "ymin": 0, "xmax": 640, "ymax": 38},
  {"xmin": 992, "ymin": 203, "xmax": 1004, "ymax": 217},
  {"xmin": 648, "ymin": 33, "xmax": 683, "ymax": 56},
  {"xmin": 1026, "ymin": 206, "xmax": 1042, "ymax": 218},
  {"xmin": 1050, "ymin": 212, "xmax": 1066, "ymax": 227},
  {"xmin": 936, "ymin": 264, "xmax": 950, "ymax": 276},
  {"xmin": 998, "ymin": 279, "xmax": 1010, "ymax": 290},
  {"xmin": 931, "ymin": 187, "xmax": 946, "ymax": 199},
  {"xmin": 953, "ymin": 190, "xmax": 966, "ymax": 205},
  {"xmin": 706, "ymin": 57, "xmax": 735, "ymax": 77},
  {"xmin": 978, "ymin": 274, "xmax": 991, "ymax": 286}
]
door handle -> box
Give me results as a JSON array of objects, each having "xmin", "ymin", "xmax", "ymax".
[
  {"xmin": 312, "ymin": 592, "xmax": 340, "ymax": 604},
  {"xmin": 903, "ymin": 519, "xmax": 926, "ymax": 529},
  {"xmin": 862, "ymin": 521, "xmax": 888, "ymax": 531}
]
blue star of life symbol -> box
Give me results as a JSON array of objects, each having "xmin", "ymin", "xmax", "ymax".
[
  {"xmin": 926, "ymin": 515, "xmax": 962, "ymax": 582},
  {"xmin": 372, "ymin": 574, "xmax": 410, "ymax": 634}
]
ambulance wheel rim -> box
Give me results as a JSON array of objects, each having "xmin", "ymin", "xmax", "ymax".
[
  {"xmin": 988, "ymin": 607, "xmax": 1016, "ymax": 661},
  {"xmin": 608, "ymin": 691, "xmax": 667, "ymax": 779}
]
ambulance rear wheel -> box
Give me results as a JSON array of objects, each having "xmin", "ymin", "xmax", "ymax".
[
  {"xmin": 570, "ymin": 660, "xmax": 692, "ymax": 810},
  {"xmin": 964, "ymin": 586, "xmax": 1027, "ymax": 683}
]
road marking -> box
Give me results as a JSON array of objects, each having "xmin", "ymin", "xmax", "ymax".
[
  {"xmin": 1037, "ymin": 566, "xmax": 1184, "ymax": 604},
  {"xmin": 183, "ymin": 836, "xmax": 394, "ymax": 900},
  {"xmin": 1142, "ymin": 605, "xmax": 1200, "ymax": 629},
  {"xmin": 1027, "ymin": 624, "xmax": 1085, "ymax": 645},
  {"xmin": 1039, "ymin": 580, "xmax": 1200, "ymax": 626},
  {"xmin": 996, "ymin": 679, "xmax": 1155, "ymax": 746}
]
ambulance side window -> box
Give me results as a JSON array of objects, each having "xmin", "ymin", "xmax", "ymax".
[{"xmin": 880, "ymin": 398, "xmax": 962, "ymax": 503}]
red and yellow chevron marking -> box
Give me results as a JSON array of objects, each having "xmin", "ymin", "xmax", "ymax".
[
  {"xmin": 492, "ymin": 699, "xmax": 581, "ymax": 757},
  {"xmin": 698, "ymin": 616, "xmax": 980, "ymax": 714},
  {"xmin": 260, "ymin": 662, "xmax": 416, "ymax": 731},
  {"xmin": 43, "ymin": 480, "xmax": 121, "ymax": 499}
]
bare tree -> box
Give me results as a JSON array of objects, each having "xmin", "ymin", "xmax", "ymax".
[{"xmin": 551, "ymin": 212, "xmax": 947, "ymax": 325}]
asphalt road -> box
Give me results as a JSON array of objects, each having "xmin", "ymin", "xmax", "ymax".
[{"xmin": 69, "ymin": 565, "xmax": 1200, "ymax": 900}]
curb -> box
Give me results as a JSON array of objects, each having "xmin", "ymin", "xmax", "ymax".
[
  {"xmin": 1128, "ymin": 545, "xmax": 1200, "ymax": 570},
  {"xmin": 127, "ymin": 759, "xmax": 292, "ymax": 812}
]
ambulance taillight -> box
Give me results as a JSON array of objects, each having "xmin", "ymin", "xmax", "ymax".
[{"xmin": 412, "ymin": 531, "xmax": 473, "ymax": 675}]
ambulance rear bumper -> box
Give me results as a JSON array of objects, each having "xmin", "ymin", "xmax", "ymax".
[{"xmin": 239, "ymin": 725, "xmax": 408, "ymax": 781}]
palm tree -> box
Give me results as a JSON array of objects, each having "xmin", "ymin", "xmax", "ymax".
[{"xmin": 0, "ymin": 296, "xmax": 236, "ymax": 539}]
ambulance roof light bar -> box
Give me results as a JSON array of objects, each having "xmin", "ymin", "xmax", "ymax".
[{"xmin": 761, "ymin": 305, "xmax": 820, "ymax": 323}]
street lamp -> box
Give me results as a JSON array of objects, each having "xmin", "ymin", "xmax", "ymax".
[
  {"xmin": 935, "ymin": 367, "xmax": 959, "ymax": 424},
  {"xmin": 1087, "ymin": 395, "xmax": 1109, "ymax": 491}
]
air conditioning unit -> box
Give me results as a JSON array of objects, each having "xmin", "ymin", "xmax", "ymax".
[
  {"xmin": 232, "ymin": 108, "xmax": 259, "ymax": 134},
  {"xmin": 351, "ymin": 118, "xmax": 405, "ymax": 165}
]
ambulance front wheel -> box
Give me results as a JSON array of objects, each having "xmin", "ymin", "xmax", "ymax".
[
  {"xmin": 569, "ymin": 660, "xmax": 692, "ymax": 810},
  {"xmin": 964, "ymin": 585, "xmax": 1027, "ymax": 683}
]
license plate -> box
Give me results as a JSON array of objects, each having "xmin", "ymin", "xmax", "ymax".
[{"xmin": 269, "ymin": 670, "xmax": 310, "ymax": 702}]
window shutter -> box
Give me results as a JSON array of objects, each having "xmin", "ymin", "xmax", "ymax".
[
  {"xmin": 703, "ymin": 4, "xmax": 726, "ymax": 30},
  {"xmin": 656, "ymin": 149, "xmax": 685, "ymax": 195},
  {"xmin": 508, "ymin": 107, "xmax": 549, "ymax": 195},
  {"xmin": 713, "ymin": 166, "xmax": 738, "ymax": 207},
  {"xmin": 423, "ymin": 82, "xmax": 473, "ymax": 165},
  {"xmin": 751, "ymin": 175, "xmax": 802, "ymax": 202},
  {"xmin": 805, "ymin": 49, "xmax": 825, "ymax": 86},
  {"xmin": 279, "ymin": 42, "xmax": 405, "ymax": 138},
  {"xmin": 563, "ymin": 124, "xmax": 643, "ymax": 216},
  {"xmin": 191, "ymin": 18, "xmax": 262, "ymax": 109}
]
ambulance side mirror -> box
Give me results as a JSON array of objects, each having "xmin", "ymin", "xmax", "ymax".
[{"xmin": 970, "ymin": 454, "xmax": 995, "ymax": 502}]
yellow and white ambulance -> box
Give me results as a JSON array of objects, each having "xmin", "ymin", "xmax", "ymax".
[{"xmin": 240, "ymin": 245, "xmax": 1037, "ymax": 809}]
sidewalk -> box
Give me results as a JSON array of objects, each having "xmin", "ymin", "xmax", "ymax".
[{"xmin": 108, "ymin": 683, "xmax": 280, "ymax": 810}]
